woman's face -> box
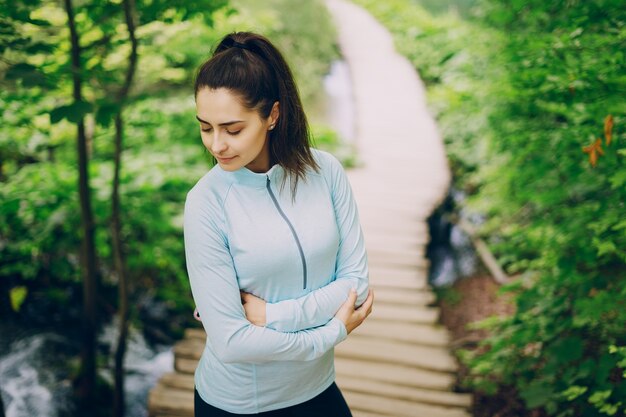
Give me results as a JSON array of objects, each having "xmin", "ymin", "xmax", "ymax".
[{"xmin": 195, "ymin": 87, "xmax": 278, "ymax": 173}]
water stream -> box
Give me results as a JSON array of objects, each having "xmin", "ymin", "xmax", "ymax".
[
  {"xmin": 0, "ymin": 327, "xmax": 70, "ymax": 417},
  {"xmin": 427, "ymin": 185, "xmax": 482, "ymax": 287},
  {"xmin": 0, "ymin": 318, "xmax": 173, "ymax": 417}
]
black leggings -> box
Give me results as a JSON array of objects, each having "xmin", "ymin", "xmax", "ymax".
[{"xmin": 194, "ymin": 382, "xmax": 353, "ymax": 417}]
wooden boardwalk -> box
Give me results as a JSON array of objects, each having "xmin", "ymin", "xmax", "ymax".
[{"xmin": 148, "ymin": 1, "xmax": 471, "ymax": 416}]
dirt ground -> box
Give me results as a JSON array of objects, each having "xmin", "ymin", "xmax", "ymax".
[{"xmin": 437, "ymin": 273, "xmax": 541, "ymax": 417}]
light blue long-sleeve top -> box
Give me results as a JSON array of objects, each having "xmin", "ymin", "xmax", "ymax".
[{"xmin": 184, "ymin": 148, "xmax": 369, "ymax": 414}]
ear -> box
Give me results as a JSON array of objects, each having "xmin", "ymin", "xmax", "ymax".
[{"xmin": 269, "ymin": 101, "xmax": 279, "ymax": 127}]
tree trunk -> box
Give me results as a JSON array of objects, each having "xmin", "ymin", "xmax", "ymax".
[
  {"xmin": 112, "ymin": 113, "xmax": 129, "ymax": 417},
  {"xmin": 64, "ymin": 0, "xmax": 98, "ymax": 411},
  {"xmin": 113, "ymin": 1, "xmax": 138, "ymax": 416}
]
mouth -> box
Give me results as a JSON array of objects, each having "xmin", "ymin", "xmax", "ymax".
[{"xmin": 216, "ymin": 155, "xmax": 237, "ymax": 163}]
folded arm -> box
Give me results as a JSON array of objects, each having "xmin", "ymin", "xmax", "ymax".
[
  {"xmin": 184, "ymin": 193, "xmax": 348, "ymax": 364},
  {"xmin": 264, "ymin": 153, "xmax": 369, "ymax": 333}
]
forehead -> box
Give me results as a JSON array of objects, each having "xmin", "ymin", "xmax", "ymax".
[{"xmin": 196, "ymin": 87, "xmax": 256, "ymax": 123}]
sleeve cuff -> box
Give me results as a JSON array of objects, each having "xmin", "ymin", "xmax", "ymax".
[
  {"xmin": 330, "ymin": 317, "xmax": 348, "ymax": 343},
  {"xmin": 265, "ymin": 302, "xmax": 277, "ymax": 329},
  {"xmin": 265, "ymin": 301, "xmax": 289, "ymax": 331}
]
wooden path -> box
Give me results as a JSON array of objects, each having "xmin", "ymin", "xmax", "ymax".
[{"xmin": 148, "ymin": 0, "xmax": 471, "ymax": 415}]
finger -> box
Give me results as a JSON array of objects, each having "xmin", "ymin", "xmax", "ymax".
[
  {"xmin": 193, "ymin": 308, "xmax": 201, "ymax": 321},
  {"xmin": 358, "ymin": 289, "xmax": 374, "ymax": 316},
  {"xmin": 367, "ymin": 289, "xmax": 375, "ymax": 314},
  {"xmin": 357, "ymin": 289, "xmax": 374, "ymax": 310},
  {"xmin": 347, "ymin": 288, "xmax": 358, "ymax": 306}
]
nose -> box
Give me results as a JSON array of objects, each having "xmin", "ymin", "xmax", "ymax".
[{"xmin": 210, "ymin": 131, "xmax": 228, "ymax": 155}]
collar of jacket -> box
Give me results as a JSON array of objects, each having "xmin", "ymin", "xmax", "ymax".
[{"xmin": 217, "ymin": 163, "xmax": 285, "ymax": 188}]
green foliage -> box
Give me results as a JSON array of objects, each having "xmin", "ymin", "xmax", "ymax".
[
  {"xmin": 311, "ymin": 124, "xmax": 357, "ymax": 168},
  {"xmin": 354, "ymin": 0, "xmax": 626, "ymax": 415},
  {"xmin": 0, "ymin": 161, "xmax": 80, "ymax": 282}
]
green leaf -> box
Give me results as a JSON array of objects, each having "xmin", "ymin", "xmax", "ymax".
[
  {"xmin": 10, "ymin": 286, "xmax": 28, "ymax": 312},
  {"xmin": 561, "ymin": 386, "xmax": 587, "ymax": 401},
  {"xmin": 50, "ymin": 101, "xmax": 94, "ymax": 124},
  {"xmin": 95, "ymin": 101, "xmax": 120, "ymax": 127},
  {"xmin": 550, "ymin": 336, "xmax": 584, "ymax": 362},
  {"xmin": 521, "ymin": 381, "xmax": 554, "ymax": 408},
  {"xmin": 609, "ymin": 168, "xmax": 626, "ymax": 189},
  {"xmin": 26, "ymin": 18, "xmax": 52, "ymax": 27},
  {"xmin": 588, "ymin": 390, "xmax": 611, "ymax": 405},
  {"xmin": 5, "ymin": 63, "xmax": 46, "ymax": 87}
]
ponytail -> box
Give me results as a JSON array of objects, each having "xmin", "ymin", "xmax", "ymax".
[{"xmin": 194, "ymin": 31, "xmax": 319, "ymax": 196}]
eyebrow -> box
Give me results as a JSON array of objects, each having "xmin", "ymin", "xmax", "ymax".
[{"xmin": 195, "ymin": 115, "xmax": 244, "ymax": 126}]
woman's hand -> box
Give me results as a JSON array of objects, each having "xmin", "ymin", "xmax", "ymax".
[
  {"xmin": 335, "ymin": 288, "xmax": 374, "ymax": 334},
  {"xmin": 241, "ymin": 291, "xmax": 267, "ymax": 326}
]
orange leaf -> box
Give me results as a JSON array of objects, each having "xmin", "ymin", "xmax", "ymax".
[
  {"xmin": 582, "ymin": 138, "xmax": 604, "ymax": 167},
  {"xmin": 604, "ymin": 114, "xmax": 613, "ymax": 146}
]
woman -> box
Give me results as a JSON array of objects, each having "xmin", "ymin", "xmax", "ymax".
[{"xmin": 184, "ymin": 31, "xmax": 374, "ymax": 417}]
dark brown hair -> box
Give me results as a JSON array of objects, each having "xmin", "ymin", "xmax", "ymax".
[{"xmin": 194, "ymin": 31, "xmax": 319, "ymax": 196}]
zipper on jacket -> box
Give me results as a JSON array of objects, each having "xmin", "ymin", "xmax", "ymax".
[{"xmin": 266, "ymin": 176, "xmax": 308, "ymax": 289}]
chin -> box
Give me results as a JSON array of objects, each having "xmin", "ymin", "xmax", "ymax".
[{"xmin": 217, "ymin": 163, "xmax": 241, "ymax": 172}]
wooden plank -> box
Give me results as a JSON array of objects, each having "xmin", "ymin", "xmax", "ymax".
[
  {"xmin": 368, "ymin": 303, "xmax": 440, "ymax": 324},
  {"xmin": 335, "ymin": 336, "xmax": 458, "ymax": 373},
  {"xmin": 369, "ymin": 267, "xmax": 428, "ymax": 290},
  {"xmin": 159, "ymin": 372, "xmax": 194, "ymax": 390},
  {"xmin": 352, "ymin": 319, "xmax": 450, "ymax": 346},
  {"xmin": 343, "ymin": 391, "xmax": 471, "ymax": 417},
  {"xmin": 366, "ymin": 245, "xmax": 426, "ymax": 261},
  {"xmin": 185, "ymin": 328, "xmax": 205, "ymax": 341},
  {"xmin": 337, "ymin": 375, "xmax": 472, "ymax": 408},
  {"xmin": 366, "ymin": 248, "xmax": 429, "ymax": 269},
  {"xmin": 369, "ymin": 265, "xmax": 428, "ymax": 281},
  {"xmin": 352, "ymin": 411, "xmax": 387, "ymax": 417},
  {"xmin": 359, "ymin": 216, "xmax": 426, "ymax": 235},
  {"xmin": 334, "ymin": 357, "xmax": 456, "ymax": 391},
  {"xmin": 174, "ymin": 338, "xmax": 204, "ymax": 361},
  {"xmin": 154, "ymin": 414, "xmax": 193, "ymax": 417},
  {"xmin": 355, "ymin": 202, "xmax": 426, "ymax": 220},
  {"xmin": 363, "ymin": 234, "xmax": 428, "ymax": 250},
  {"xmin": 175, "ymin": 357, "xmax": 197, "ymax": 375},
  {"xmin": 148, "ymin": 386, "xmax": 193, "ymax": 417},
  {"xmin": 368, "ymin": 286, "xmax": 435, "ymax": 306}
]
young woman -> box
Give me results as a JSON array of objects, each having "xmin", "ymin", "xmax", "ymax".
[{"xmin": 184, "ymin": 31, "xmax": 374, "ymax": 417}]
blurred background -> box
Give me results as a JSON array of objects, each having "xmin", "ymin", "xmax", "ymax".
[{"xmin": 0, "ymin": 0, "xmax": 624, "ymax": 416}]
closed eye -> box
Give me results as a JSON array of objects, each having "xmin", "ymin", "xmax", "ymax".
[{"xmin": 200, "ymin": 127, "xmax": 241, "ymax": 135}]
